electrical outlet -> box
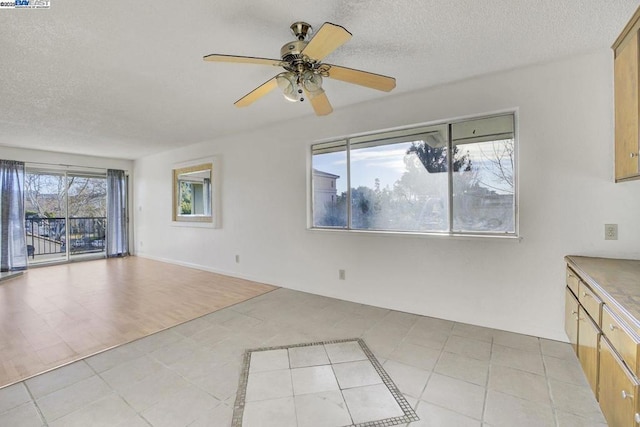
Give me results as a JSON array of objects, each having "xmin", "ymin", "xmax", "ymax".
[
  {"xmin": 605, "ymin": 224, "xmax": 618, "ymax": 240},
  {"xmin": 235, "ymin": 255, "xmax": 240, "ymax": 263},
  {"xmin": 339, "ymin": 269, "xmax": 346, "ymax": 280}
]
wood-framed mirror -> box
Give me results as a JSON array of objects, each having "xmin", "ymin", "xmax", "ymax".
[{"xmin": 172, "ymin": 163, "xmax": 213, "ymax": 223}]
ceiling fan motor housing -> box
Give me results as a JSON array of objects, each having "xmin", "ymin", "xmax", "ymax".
[{"xmin": 280, "ymin": 40, "xmax": 308, "ymax": 66}]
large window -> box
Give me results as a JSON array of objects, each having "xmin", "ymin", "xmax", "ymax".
[{"xmin": 311, "ymin": 113, "xmax": 517, "ymax": 236}]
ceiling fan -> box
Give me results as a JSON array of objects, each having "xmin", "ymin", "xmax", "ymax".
[{"xmin": 203, "ymin": 21, "xmax": 396, "ymax": 116}]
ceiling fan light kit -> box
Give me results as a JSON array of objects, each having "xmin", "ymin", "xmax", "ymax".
[
  {"xmin": 276, "ymin": 72, "xmax": 301, "ymax": 102},
  {"xmin": 203, "ymin": 21, "xmax": 396, "ymax": 116}
]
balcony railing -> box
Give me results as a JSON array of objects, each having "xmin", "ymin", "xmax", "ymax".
[{"xmin": 25, "ymin": 217, "xmax": 106, "ymax": 259}]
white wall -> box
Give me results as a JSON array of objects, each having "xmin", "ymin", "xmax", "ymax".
[
  {"xmin": 0, "ymin": 146, "xmax": 133, "ymax": 172},
  {"xmin": 134, "ymin": 50, "xmax": 640, "ymax": 341}
]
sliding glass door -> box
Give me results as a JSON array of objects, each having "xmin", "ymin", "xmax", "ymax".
[
  {"xmin": 24, "ymin": 167, "xmax": 107, "ymax": 265},
  {"xmin": 24, "ymin": 170, "xmax": 67, "ymax": 264}
]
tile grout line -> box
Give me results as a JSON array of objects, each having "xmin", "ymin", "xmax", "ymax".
[
  {"xmin": 356, "ymin": 338, "xmax": 419, "ymax": 426},
  {"xmin": 397, "ymin": 318, "xmax": 450, "ymax": 412},
  {"xmin": 424, "ymin": 326, "xmax": 482, "ymax": 422},
  {"xmin": 293, "ymin": 342, "xmax": 355, "ymax": 426},
  {"xmin": 329, "ymin": 361, "xmax": 356, "ymax": 427},
  {"xmin": 489, "ymin": 336, "xmax": 570, "ymax": 425},
  {"xmin": 20, "ymin": 359, "xmax": 105, "ymax": 426},
  {"xmin": 287, "ymin": 352, "xmax": 299, "ymax": 427},
  {"xmin": 87, "ymin": 320, "xmax": 238, "ymax": 409},
  {"xmin": 88, "ymin": 352, "xmax": 196, "ymax": 426},
  {"xmin": 231, "ymin": 350, "xmax": 251, "ymax": 427},
  {"xmin": 539, "ymin": 339, "xmax": 562, "ymax": 427},
  {"xmin": 22, "ymin": 380, "xmax": 50, "ymax": 427},
  {"xmin": 480, "ymin": 335, "xmax": 495, "ymax": 425}
]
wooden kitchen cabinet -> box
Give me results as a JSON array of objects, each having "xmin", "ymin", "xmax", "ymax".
[
  {"xmin": 613, "ymin": 5, "xmax": 640, "ymax": 182},
  {"xmin": 603, "ymin": 305, "xmax": 640, "ymax": 377},
  {"xmin": 565, "ymin": 256, "xmax": 640, "ymax": 426},
  {"xmin": 600, "ymin": 337, "xmax": 640, "ymax": 427},
  {"xmin": 565, "ymin": 287, "xmax": 579, "ymax": 353},
  {"xmin": 578, "ymin": 306, "xmax": 600, "ymax": 397}
]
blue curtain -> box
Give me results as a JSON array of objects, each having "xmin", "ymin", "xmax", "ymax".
[
  {"xmin": 106, "ymin": 169, "xmax": 128, "ymax": 257},
  {"xmin": 0, "ymin": 160, "xmax": 27, "ymax": 271}
]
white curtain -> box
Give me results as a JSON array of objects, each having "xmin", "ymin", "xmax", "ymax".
[
  {"xmin": 106, "ymin": 169, "xmax": 128, "ymax": 257},
  {"xmin": 0, "ymin": 160, "xmax": 27, "ymax": 271}
]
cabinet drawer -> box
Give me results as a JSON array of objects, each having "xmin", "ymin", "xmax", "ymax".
[
  {"xmin": 566, "ymin": 267, "xmax": 580, "ymax": 297},
  {"xmin": 579, "ymin": 284, "xmax": 602, "ymax": 326},
  {"xmin": 603, "ymin": 305, "xmax": 640, "ymax": 377},
  {"xmin": 599, "ymin": 337, "xmax": 640, "ymax": 427}
]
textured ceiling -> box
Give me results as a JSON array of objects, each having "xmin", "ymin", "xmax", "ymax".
[{"xmin": 0, "ymin": 0, "xmax": 638, "ymax": 159}]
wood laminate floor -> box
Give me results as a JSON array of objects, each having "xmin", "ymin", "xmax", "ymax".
[{"xmin": 0, "ymin": 256, "xmax": 277, "ymax": 388}]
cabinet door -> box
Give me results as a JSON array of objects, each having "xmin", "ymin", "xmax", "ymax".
[
  {"xmin": 614, "ymin": 31, "xmax": 640, "ymax": 181},
  {"xmin": 578, "ymin": 306, "xmax": 600, "ymax": 397},
  {"xmin": 600, "ymin": 337, "xmax": 640, "ymax": 427},
  {"xmin": 565, "ymin": 288, "xmax": 579, "ymax": 354}
]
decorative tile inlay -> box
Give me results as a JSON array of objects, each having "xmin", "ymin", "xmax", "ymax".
[{"xmin": 232, "ymin": 338, "xmax": 419, "ymax": 427}]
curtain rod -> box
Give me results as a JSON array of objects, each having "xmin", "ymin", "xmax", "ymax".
[{"xmin": 24, "ymin": 161, "xmax": 115, "ymax": 171}]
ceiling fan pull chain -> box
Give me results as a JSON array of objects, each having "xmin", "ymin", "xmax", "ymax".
[{"xmin": 295, "ymin": 74, "xmax": 304, "ymax": 102}]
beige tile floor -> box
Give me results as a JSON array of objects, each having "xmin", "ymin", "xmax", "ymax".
[
  {"xmin": 239, "ymin": 341, "xmax": 415, "ymax": 426},
  {"xmin": 0, "ymin": 288, "xmax": 606, "ymax": 427}
]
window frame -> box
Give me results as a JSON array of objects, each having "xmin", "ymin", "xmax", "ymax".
[{"xmin": 308, "ymin": 111, "xmax": 519, "ymax": 238}]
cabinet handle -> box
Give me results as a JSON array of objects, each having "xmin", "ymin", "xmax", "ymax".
[
  {"xmin": 631, "ymin": 152, "xmax": 639, "ymax": 158},
  {"xmin": 622, "ymin": 390, "xmax": 634, "ymax": 399},
  {"xmin": 582, "ymin": 292, "xmax": 590, "ymax": 298},
  {"xmin": 635, "ymin": 413, "xmax": 640, "ymax": 424},
  {"xmin": 610, "ymin": 324, "xmax": 618, "ymax": 331}
]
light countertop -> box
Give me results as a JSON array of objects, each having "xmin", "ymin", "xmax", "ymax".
[{"xmin": 566, "ymin": 255, "xmax": 640, "ymax": 333}]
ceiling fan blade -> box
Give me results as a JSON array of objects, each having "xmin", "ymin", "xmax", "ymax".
[
  {"xmin": 234, "ymin": 77, "xmax": 279, "ymax": 107},
  {"xmin": 324, "ymin": 64, "xmax": 396, "ymax": 92},
  {"xmin": 305, "ymin": 89, "xmax": 333, "ymax": 116},
  {"xmin": 203, "ymin": 54, "xmax": 283, "ymax": 67},
  {"xmin": 301, "ymin": 23, "xmax": 352, "ymax": 61}
]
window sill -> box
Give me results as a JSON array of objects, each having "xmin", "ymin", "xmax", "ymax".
[
  {"xmin": 171, "ymin": 221, "xmax": 217, "ymax": 229},
  {"xmin": 306, "ymin": 227, "xmax": 522, "ymax": 242}
]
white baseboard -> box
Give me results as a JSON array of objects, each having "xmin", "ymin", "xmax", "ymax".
[{"xmin": 133, "ymin": 252, "xmax": 281, "ymax": 289}]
